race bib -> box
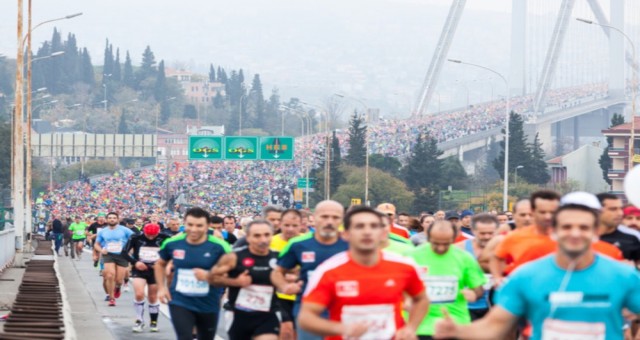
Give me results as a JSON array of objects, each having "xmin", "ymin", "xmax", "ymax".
[
  {"xmin": 424, "ymin": 276, "xmax": 458, "ymax": 303},
  {"xmin": 139, "ymin": 246, "xmax": 160, "ymax": 263},
  {"xmin": 235, "ymin": 285, "xmax": 274, "ymax": 312},
  {"xmin": 483, "ymin": 274, "xmax": 493, "ymax": 290},
  {"xmin": 542, "ymin": 319, "xmax": 605, "ymax": 340},
  {"xmin": 341, "ymin": 304, "xmax": 396, "ymax": 340},
  {"xmin": 106, "ymin": 241, "xmax": 122, "ymax": 253},
  {"xmin": 175, "ymin": 269, "xmax": 209, "ymax": 297},
  {"xmin": 75, "ymin": 230, "xmax": 85, "ymax": 236}
]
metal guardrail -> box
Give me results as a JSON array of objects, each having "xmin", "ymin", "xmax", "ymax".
[{"xmin": 0, "ymin": 228, "xmax": 15, "ymax": 273}]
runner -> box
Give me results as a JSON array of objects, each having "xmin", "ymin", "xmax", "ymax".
[
  {"xmin": 434, "ymin": 194, "xmax": 640, "ymax": 340},
  {"xmin": 397, "ymin": 212, "xmax": 411, "ymax": 228},
  {"xmin": 210, "ymin": 215, "xmax": 237, "ymax": 244},
  {"xmin": 381, "ymin": 213, "xmax": 415, "ymax": 256},
  {"xmin": 88, "ymin": 213, "xmax": 107, "ymax": 268},
  {"xmin": 68, "ymin": 215, "xmax": 88, "ymax": 261},
  {"xmin": 162, "ymin": 216, "xmax": 182, "ymax": 237},
  {"xmin": 122, "ymin": 223, "xmax": 168, "ymax": 333},
  {"xmin": 623, "ymin": 206, "xmax": 640, "ymax": 231},
  {"xmin": 459, "ymin": 210, "xmax": 474, "ymax": 236},
  {"xmin": 377, "ymin": 203, "xmax": 410, "ymax": 239},
  {"xmin": 155, "ymin": 207, "xmax": 231, "ymax": 340},
  {"xmin": 409, "ymin": 220, "xmax": 486, "ymax": 339},
  {"xmin": 596, "ymin": 193, "xmax": 640, "ymax": 264},
  {"xmin": 264, "ymin": 206, "xmax": 283, "ymax": 233},
  {"xmin": 95, "ymin": 212, "xmax": 134, "ymax": 306},
  {"xmin": 298, "ymin": 206, "xmax": 429, "ymax": 340},
  {"xmin": 411, "ymin": 214, "xmax": 435, "ymax": 246},
  {"xmin": 455, "ymin": 213, "xmax": 498, "ymax": 320},
  {"xmin": 224, "ymin": 215, "xmax": 245, "ymax": 239},
  {"xmin": 209, "ymin": 220, "xmax": 280, "ymax": 340},
  {"xmin": 271, "ymin": 200, "xmax": 348, "ymax": 340}
]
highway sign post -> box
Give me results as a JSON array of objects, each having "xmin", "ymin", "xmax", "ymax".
[
  {"xmin": 260, "ymin": 136, "xmax": 294, "ymax": 160},
  {"xmin": 188, "ymin": 136, "xmax": 223, "ymax": 160},
  {"xmin": 224, "ymin": 137, "xmax": 259, "ymax": 160},
  {"xmin": 298, "ymin": 178, "xmax": 316, "ymax": 188}
]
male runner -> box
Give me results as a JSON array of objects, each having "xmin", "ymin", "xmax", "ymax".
[
  {"xmin": 434, "ymin": 195, "xmax": 640, "ymax": 340},
  {"xmin": 455, "ymin": 213, "xmax": 498, "ymax": 320},
  {"xmin": 122, "ymin": 223, "xmax": 168, "ymax": 333},
  {"xmin": 68, "ymin": 215, "xmax": 88, "ymax": 260},
  {"xmin": 624, "ymin": 206, "xmax": 640, "ymax": 231},
  {"xmin": 410, "ymin": 220, "xmax": 486, "ymax": 339},
  {"xmin": 271, "ymin": 200, "xmax": 348, "ymax": 340},
  {"xmin": 162, "ymin": 216, "xmax": 182, "ymax": 237},
  {"xmin": 459, "ymin": 210, "xmax": 474, "ymax": 236},
  {"xmin": 95, "ymin": 212, "xmax": 134, "ymax": 306},
  {"xmin": 264, "ymin": 206, "xmax": 283, "ymax": 233},
  {"xmin": 156, "ymin": 207, "xmax": 231, "ymax": 340},
  {"xmin": 377, "ymin": 203, "xmax": 410, "ymax": 238},
  {"xmin": 88, "ymin": 213, "xmax": 107, "ymax": 268},
  {"xmin": 397, "ymin": 212, "xmax": 411, "ymax": 228},
  {"xmin": 224, "ymin": 215, "xmax": 244, "ymax": 238},
  {"xmin": 596, "ymin": 193, "xmax": 640, "ymax": 264},
  {"xmin": 210, "ymin": 220, "xmax": 280, "ymax": 340},
  {"xmin": 299, "ymin": 206, "xmax": 429, "ymax": 340}
]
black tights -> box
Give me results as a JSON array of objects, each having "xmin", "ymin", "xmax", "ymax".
[{"xmin": 169, "ymin": 304, "xmax": 218, "ymax": 340}]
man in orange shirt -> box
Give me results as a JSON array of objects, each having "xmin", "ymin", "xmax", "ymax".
[
  {"xmin": 298, "ymin": 206, "xmax": 429, "ymax": 340},
  {"xmin": 377, "ymin": 203, "xmax": 410, "ymax": 239}
]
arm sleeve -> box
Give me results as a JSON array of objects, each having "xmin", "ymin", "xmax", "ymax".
[
  {"xmin": 122, "ymin": 235, "xmax": 138, "ymax": 265},
  {"xmin": 495, "ymin": 272, "xmax": 526, "ymax": 317},
  {"xmin": 96, "ymin": 230, "xmax": 104, "ymax": 246},
  {"xmin": 158, "ymin": 242, "xmax": 171, "ymax": 261},
  {"xmin": 494, "ymin": 236, "xmax": 511, "ymax": 260},
  {"xmin": 405, "ymin": 265, "xmax": 426, "ymax": 297},
  {"xmin": 277, "ymin": 244, "xmax": 298, "ymax": 269},
  {"xmin": 302, "ymin": 272, "xmax": 333, "ymax": 308}
]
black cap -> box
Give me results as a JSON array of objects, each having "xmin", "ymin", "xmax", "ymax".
[{"xmin": 445, "ymin": 211, "xmax": 460, "ymax": 220}]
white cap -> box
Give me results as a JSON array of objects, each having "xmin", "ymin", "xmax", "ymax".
[{"xmin": 560, "ymin": 192, "xmax": 602, "ymax": 210}]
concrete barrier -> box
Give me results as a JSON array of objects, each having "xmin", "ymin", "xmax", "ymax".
[{"xmin": 0, "ymin": 227, "xmax": 15, "ymax": 273}]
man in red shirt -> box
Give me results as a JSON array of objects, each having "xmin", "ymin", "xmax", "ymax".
[
  {"xmin": 299, "ymin": 206, "xmax": 429, "ymax": 340},
  {"xmin": 377, "ymin": 203, "xmax": 411, "ymax": 239}
]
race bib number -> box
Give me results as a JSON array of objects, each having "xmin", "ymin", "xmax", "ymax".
[
  {"xmin": 139, "ymin": 246, "xmax": 160, "ymax": 263},
  {"xmin": 175, "ymin": 269, "xmax": 209, "ymax": 297},
  {"xmin": 106, "ymin": 241, "xmax": 122, "ymax": 253},
  {"xmin": 424, "ymin": 276, "xmax": 458, "ymax": 303},
  {"xmin": 235, "ymin": 285, "xmax": 274, "ymax": 312},
  {"xmin": 542, "ymin": 319, "xmax": 605, "ymax": 340},
  {"xmin": 341, "ymin": 304, "xmax": 396, "ymax": 340},
  {"xmin": 75, "ymin": 230, "xmax": 85, "ymax": 236}
]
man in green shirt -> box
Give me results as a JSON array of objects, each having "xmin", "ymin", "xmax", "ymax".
[
  {"xmin": 409, "ymin": 220, "xmax": 486, "ymax": 339},
  {"xmin": 68, "ymin": 215, "xmax": 89, "ymax": 260}
]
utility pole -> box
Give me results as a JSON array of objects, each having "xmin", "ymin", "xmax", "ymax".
[
  {"xmin": 25, "ymin": 0, "xmax": 33, "ymax": 236},
  {"xmin": 13, "ymin": 0, "xmax": 26, "ymax": 257}
]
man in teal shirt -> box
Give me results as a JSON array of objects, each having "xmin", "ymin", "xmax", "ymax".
[{"xmin": 434, "ymin": 193, "xmax": 640, "ymax": 340}]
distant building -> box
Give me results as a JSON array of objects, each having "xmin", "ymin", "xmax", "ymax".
[
  {"xmin": 165, "ymin": 67, "xmax": 225, "ymax": 105},
  {"xmin": 546, "ymin": 144, "xmax": 609, "ymax": 193},
  {"xmin": 186, "ymin": 125, "xmax": 225, "ymax": 136},
  {"xmin": 601, "ymin": 116, "xmax": 640, "ymax": 197}
]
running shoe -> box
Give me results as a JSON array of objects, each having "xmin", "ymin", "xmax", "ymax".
[
  {"xmin": 149, "ymin": 321, "xmax": 158, "ymax": 332},
  {"xmin": 93, "ymin": 260, "xmax": 98, "ymax": 268},
  {"xmin": 114, "ymin": 286, "xmax": 121, "ymax": 299},
  {"xmin": 108, "ymin": 298, "xmax": 116, "ymax": 307},
  {"xmin": 132, "ymin": 320, "xmax": 145, "ymax": 333},
  {"xmin": 104, "ymin": 295, "xmax": 110, "ymax": 301},
  {"xmin": 123, "ymin": 283, "xmax": 130, "ymax": 293}
]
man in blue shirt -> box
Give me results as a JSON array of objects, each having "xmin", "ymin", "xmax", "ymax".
[
  {"xmin": 435, "ymin": 192, "xmax": 640, "ymax": 340},
  {"xmin": 270, "ymin": 200, "xmax": 348, "ymax": 340},
  {"xmin": 155, "ymin": 207, "xmax": 230, "ymax": 340},
  {"xmin": 95, "ymin": 212, "xmax": 134, "ymax": 306}
]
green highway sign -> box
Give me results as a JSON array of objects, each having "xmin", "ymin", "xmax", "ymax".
[
  {"xmin": 297, "ymin": 177, "xmax": 316, "ymax": 188},
  {"xmin": 188, "ymin": 136, "xmax": 223, "ymax": 160},
  {"xmin": 260, "ymin": 136, "xmax": 294, "ymax": 160},
  {"xmin": 224, "ymin": 136, "xmax": 259, "ymax": 160}
]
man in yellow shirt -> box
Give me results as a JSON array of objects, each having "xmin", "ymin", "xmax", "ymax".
[{"xmin": 270, "ymin": 209, "xmax": 302, "ymax": 339}]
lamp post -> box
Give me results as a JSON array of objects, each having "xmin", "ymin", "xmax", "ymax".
[
  {"xmin": 515, "ymin": 165, "xmax": 524, "ymax": 185},
  {"xmin": 448, "ymin": 59, "xmax": 511, "ymax": 211},
  {"xmin": 155, "ymin": 97, "xmax": 176, "ymax": 165},
  {"xmin": 239, "ymin": 94, "xmax": 246, "ymax": 136},
  {"xmin": 301, "ymin": 101, "xmax": 332, "ymax": 199},
  {"xmin": 577, "ymin": 18, "xmax": 637, "ymax": 170},
  {"xmin": 281, "ymin": 105, "xmax": 312, "ymax": 207}
]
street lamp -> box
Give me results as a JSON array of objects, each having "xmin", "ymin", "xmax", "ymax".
[
  {"xmin": 448, "ymin": 59, "xmax": 511, "ymax": 211},
  {"xmin": 238, "ymin": 94, "xmax": 246, "ymax": 136},
  {"xmin": 515, "ymin": 165, "xmax": 524, "ymax": 185},
  {"xmin": 301, "ymin": 100, "xmax": 332, "ymax": 199},
  {"xmin": 577, "ymin": 18, "xmax": 637, "ymax": 170},
  {"xmin": 30, "ymin": 51, "xmax": 64, "ymax": 64}
]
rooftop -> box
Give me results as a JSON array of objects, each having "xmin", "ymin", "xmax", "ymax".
[{"xmin": 602, "ymin": 116, "xmax": 640, "ymax": 134}]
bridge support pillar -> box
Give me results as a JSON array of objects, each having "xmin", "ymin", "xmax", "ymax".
[
  {"xmin": 609, "ymin": 0, "xmax": 625, "ymax": 99},
  {"xmin": 458, "ymin": 145, "xmax": 464, "ymax": 162},
  {"xmin": 555, "ymin": 121, "xmax": 563, "ymax": 156},
  {"xmin": 573, "ymin": 116, "xmax": 580, "ymax": 150}
]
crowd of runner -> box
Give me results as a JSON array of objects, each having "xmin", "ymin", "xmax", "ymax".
[{"xmin": 46, "ymin": 187, "xmax": 640, "ymax": 340}]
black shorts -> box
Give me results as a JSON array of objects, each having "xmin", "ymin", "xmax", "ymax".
[
  {"xmin": 131, "ymin": 269, "xmax": 156, "ymax": 284},
  {"xmin": 72, "ymin": 238, "xmax": 86, "ymax": 243},
  {"xmin": 278, "ymin": 297, "xmax": 294, "ymax": 323},
  {"xmin": 469, "ymin": 308, "xmax": 489, "ymax": 321},
  {"xmin": 228, "ymin": 309, "xmax": 280, "ymax": 340},
  {"xmin": 102, "ymin": 254, "xmax": 129, "ymax": 267}
]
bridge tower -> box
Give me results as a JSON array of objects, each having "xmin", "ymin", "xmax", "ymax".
[{"xmin": 509, "ymin": 0, "xmax": 527, "ymax": 97}]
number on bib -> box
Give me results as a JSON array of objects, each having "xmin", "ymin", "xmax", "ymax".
[
  {"xmin": 175, "ymin": 269, "xmax": 209, "ymax": 297},
  {"xmin": 424, "ymin": 276, "xmax": 458, "ymax": 303},
  {"xmin": 235, "ymin": 285, "xmax": 274, "ymax": 312},
  {"xmin": 341, "ymin": 304, "xmax": 396, "ymax": 340},
  {"xmin": 106, "ymin": 241, "xmax": 122, "ymax": 253},
  {"xmin": 542, "ymin": 319, "xmax": 605, "ymax": 340},
  {"xmin": 139, "ymin": 246, "xmax": 160, "ymax": 263}
]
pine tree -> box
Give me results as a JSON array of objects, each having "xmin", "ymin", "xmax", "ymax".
[
  {"xmin": 48, "ymin": 28, "xmax": 64, "ymax": 94},
  {"xmin": 248, "ymin": 74, "xmax": 265, "ymax": 129},
  {"xmin": 345, "ymin": 112, "xmax": 367, "ymax": 167},
  {"xmin": 329, "ymin": 130, "xmax": 342, "ymax": 194},
  {"xmin": 440, "ymin": 156, "xmax": 469, "ymax": 189},
  {"xmin": 217, "ymin": 67, "xmax": 227, "ymax": 83},
  {"xmin": 80, "ymin": 48, "xmax": 94, "ymax": 86},
  {"xmin": 137, "ymin": 45, "xmax": 156, "ymax": 85},
  {"xmin": 154, "ymin": 60, "xmax": 167, "ymax": 101},
  {"xmin": 160, "ymin": 101, "xmax": 172, "ymax": 123},
  {"xmin": 493, "ymin": 112, "xmax": 532, "ymax": 179},
  {"xmin": 123, "ymin": 51, "xmax": 134, "ymax": 88},
  {"xmin": 213, "ymin": 92, "xmax": 225, "ymax": 109},
  {"xmin": 209, "ymin": 64, "xmax": 216, "ymax": 82},
  {"xmin": 521, "ymin": 133, "xmax": 550, "ymax": 184},
  {"xmin": 599, "ymin": 113, "xmax": 625, "ymax": 185},
  {"xmin": 62, "ymin": 33, "xmax": 79, "ymax": 88},
  {"xmin": 402, "ymin": 131, "xmax": 443, "ymax": 212},
  {"xmin": 112, "ymin": 48, "xmax": 122, "ymax": 82},
  {"xmin": 103, "ymin": 39, "xmax": 114, "ymax": 78},
  {"xmin": 118, "ymin": 109, "xmax": 129, "ymax": 134}
]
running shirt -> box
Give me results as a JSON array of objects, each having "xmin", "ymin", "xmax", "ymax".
[
  {"xmin": 161, "ymin": 228, "xmax": 180, "ymax": 238},
  {"xmin": 303, "ymin": 251, "xmax": 424, "ymax": 340},
  {"xmin": 599, "ymin": 228, "xmax": 640, "ymax": 261},
  {"xmin": 69, "ymin": 222, "xmax": 88, "ymax": 240},
  {"xmin": 123, "ymin": 233, "xmax": 169, "ymax": 266},
  {"xmin": 409, "ymin": 244, "xmax": 486, "ymax": 336},
  {"xmin": 87, "ymin": 222, "xmax": 106, "ymax": 236},
  {"xmin": 495, "ymin": 225, "xmax": 556, "ymax": 275},
  {"xmin": 460, "ymin": 226, "xmax": 473, "ymax": 237},
  {"xmin": 497, "ymin": 254, "xmax": 640, "ymax": 340},
  {"xmin": 390, "ymin": 224, "xmax": 410, "ymax": 239},
  {"xmin": 389, "ymin": 233, "xmax": 413, "ymax": 246},
  {"xmin": 277, "ymin": 233, "xmax": 348, "ymax": 303},
  {"xmin": 158, "ymin": 234, "xmax": 231, "ymax": 313},
  {"xmin": 227, "ymin": 248, "xmax": 279, "ymax": 313},
  {"xmin": 96, "ymin": 226, "xmax": 134, "ymax": 254},
  {"xmin": 385, "ymin": 239, "xmax": 415, "ymax": 257},
  {"xmin": 461, "ymin": 240, "xmax": 491, "ymax": 310},
  {"xmin": 270, "ymin": 234, "xmax": 289, "ymax": 252}
]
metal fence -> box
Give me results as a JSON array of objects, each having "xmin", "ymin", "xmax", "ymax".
[{"xmin": 0, "ymin": 227, "xmax": 15, "ymax": 272}]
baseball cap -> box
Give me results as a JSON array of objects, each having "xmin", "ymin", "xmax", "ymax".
[
  {"xmin": 97, "ymin": 212, "xmax": 106, "ymax": 217},
  {"xmin": 460, "ymin": 210, "xmax": 474, "ymax": 218},
  {"xmin": 377, "ymin": 203, "xmax": 396, "ymax": 215},
  {"xmin": 560, "ymin": 192, "xmax": 602, "ymax": 210},
  {"xmin": 143, "ymin": 223, "xmax": 161, "ymax": 236},
  {"xmin": 624, "ymin": 206, "xmax": 640, "ymax": 217},
  {"xmin": 445, "ymin": 211, "xmax": 460, "ymax": 220}
]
